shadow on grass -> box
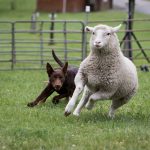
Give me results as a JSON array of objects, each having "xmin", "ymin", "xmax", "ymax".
[
  {"xmin": 79, "ymin": 109, "xmax": 150, "ymax": 125},
  {"xmin": 25, "ymin": 99, "xmax": 150, "ymax": 127}
]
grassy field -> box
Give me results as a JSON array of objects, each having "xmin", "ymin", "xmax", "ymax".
[
  {"xmin": 0, "ymin": 1, "xmax": 150, "ymax": 150},
  {"xmin": 0, "ymin": 70, "xmax": 150, "ymax": 150}
]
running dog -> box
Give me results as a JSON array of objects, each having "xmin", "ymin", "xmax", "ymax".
[{"xmin": 27, "ymin": 50, "xmax": 78, "ymax": 107}]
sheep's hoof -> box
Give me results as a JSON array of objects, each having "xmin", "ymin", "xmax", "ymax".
[
  {"xmin": 73, "ymin": 111, "xmax": 80, "ymax": 116},
  {"xmin": 64, "ymin": 111, "xmax": 71, "ymax": 117},
  {"xmin": 108, "ymin": 111, "xmax": 115, "ymax": 119},
  {"xmin": 85, "ymin": 102, "xmax": 94, "ymax": 110},
  {"xmin": 64, "ymin": 103, "xmax": 74, "ymax": 116}
]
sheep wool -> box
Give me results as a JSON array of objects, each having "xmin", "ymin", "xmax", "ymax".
[{"xmin": 64, "ymin": 24, "xmax": 138, "ymax": 118}]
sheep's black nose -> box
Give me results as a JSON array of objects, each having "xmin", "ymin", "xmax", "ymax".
[
  {"xmin": 95, "ymin": 41, "xmax": 100, "ymax": 44},
  {"xmin": 94, "ymin": 41, "xmax": 101, "ymax": 47}
]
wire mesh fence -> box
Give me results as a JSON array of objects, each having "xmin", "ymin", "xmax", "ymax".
[{"xmin": 0, "ymin": 19, "xmax": 149, "ymax": 70}]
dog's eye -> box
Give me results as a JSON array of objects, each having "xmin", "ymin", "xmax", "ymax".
[
  {"xmin": 92, "ymin": 32, "xmax": 95, "ymax": 35},
  {"xmin": 107, "ymin": 33, "xmax": 111, "ymax": 36},
  {"xmin": 58, "ymin": 76, "xmax": 62, "ymax": 79}
]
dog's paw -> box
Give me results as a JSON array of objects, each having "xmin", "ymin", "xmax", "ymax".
[
  {"xmin": 27, "ymin": 102, "xmax": 35, "ymax": 107},
  {"xmin": 52, "ymin": 99, "xmax": 59, "ymax": 105}
]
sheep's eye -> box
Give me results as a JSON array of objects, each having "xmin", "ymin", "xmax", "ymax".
[
  {"xmin": 107, "ymin": 33, "xmax": 111, "ymax": 36},
  {"xmin": 92, "ymin": 32, "xmax": 95, "ymax": 35}
]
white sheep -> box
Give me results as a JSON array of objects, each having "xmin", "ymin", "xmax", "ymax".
[{"xmin": 64, "ymin": 24, "xmax": 138, "ymax": 118}]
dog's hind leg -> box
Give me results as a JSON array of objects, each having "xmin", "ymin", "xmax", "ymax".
[
  {"xmin": 73, "ymin": 86, "xmax": 92, "ymax": 116},
  {"xmin": 27, "ymin": 84, "xmax": 54, "ymax": 107}
]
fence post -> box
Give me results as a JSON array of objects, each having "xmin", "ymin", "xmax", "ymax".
[
  {"xmin": 11, "ymin": 22, "xmax": 16, "ymax": 70},
  {"xmin": 39, "ymin": 21, "xmax": 44, "ymax": 67},
  {"xmin": 63, "ymin": 21, "xmax": 67, "ymax": 62},
  {"xmin": 49, "ymin": 13, "xmax": 55, "ymax": 45},
  {"xmin": 30, "ymin": 12, "xmax": 37, "ymax": 32},
  {"xmin": 81, "ymin": 21, "xmax": 87, "ymax": 60}
]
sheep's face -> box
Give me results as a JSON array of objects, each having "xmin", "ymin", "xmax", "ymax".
[{"xmin": 85, "ymin": 24, "xmax": 122, "ymax": 50}]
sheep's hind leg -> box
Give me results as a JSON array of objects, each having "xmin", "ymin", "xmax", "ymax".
[
  {"xmin": 73, "ymin": 86, "xmax": 92, "ymax": 116},
  {"xmin": 108, "ymin": 98, "xmax": 129, "ymax": 118},
  {"xmin": 85, "ymin": 90, "xmax": 115, "ymax": 110},
  {"xmin": 85, "ymin": 98, "xmax": 95, "ymax": 110}
]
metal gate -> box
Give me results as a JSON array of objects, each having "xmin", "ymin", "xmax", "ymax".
[
  {"xmin": 0, "ymin": 20, "xmax": 86, "ymax": 70},
  {"xmin": 0, "ymin": 19, "xmax": 150, "ymax": 70}
]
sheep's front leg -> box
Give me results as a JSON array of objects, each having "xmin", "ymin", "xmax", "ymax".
[
  {"xmin": 73, "ymin": 86, "xmax": 92, "ymax": 116},
  {"xmin": 64, "ymin": 84, "xmax": 84, "ymax": 116},
  {"xmin": 86, "ymin": 90, "xmax": 115, "ymax": 110},
  {"xmin": 64, "ymin": 72, "xmax": 85, "ymax": 117}
]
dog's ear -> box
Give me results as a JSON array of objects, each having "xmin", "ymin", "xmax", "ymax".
[
  {"xmin": 46, "ymin": 63, "xmax": 54, "ymax": 77},
  {"xmin": 62, "ymin": 62, "xmax": 68, "ymax": 75}
]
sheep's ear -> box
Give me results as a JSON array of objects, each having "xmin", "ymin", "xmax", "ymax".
[
  {"xmin": 85, "ymin": 26, "xmax": 94, "ymax": 33},
  {"xmin": 112, "ymin": 24, "xmax": 122, "ymax": 33}
]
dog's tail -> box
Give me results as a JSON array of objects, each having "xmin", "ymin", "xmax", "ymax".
[{"xmin": 52, "ymin": 49, "xmax": 64, "ymax": 67}]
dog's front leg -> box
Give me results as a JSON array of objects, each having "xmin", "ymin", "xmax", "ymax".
[
  {"xmin": 52, "ymin": 93, "xmax": 69, "ymax": 104},
  {"xmin": 64, "ymin": 72, "xmax": 85, "ymax": 116},
  {"xmin": 27, "ymin": 84, "xmax": 54, "ymax": 107}
]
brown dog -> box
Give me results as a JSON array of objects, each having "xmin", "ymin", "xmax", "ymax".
[{"xmin": 27, "ymin": 50, "xmax": 78, "ymax": 107}]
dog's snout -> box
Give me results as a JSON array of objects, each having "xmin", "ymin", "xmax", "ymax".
[
  {"xmin": 51, "ymin": 75, "xmax": 64, "ymax": 91},
  {"xmin": 54, "ymin": 84, "xmax": 62, "ymax": 90},
  {"xmin": 56, "ymin": 85, "xmax": 61, "ymax": 88}
]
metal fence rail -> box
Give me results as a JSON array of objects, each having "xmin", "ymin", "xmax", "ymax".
[
  {"xmin": 0, "ymin": 19, "xmax": 149, "ymax": 70},
  {"xmin": 0, "ymin": 20, "xmax": 86, "ymax": 70}
]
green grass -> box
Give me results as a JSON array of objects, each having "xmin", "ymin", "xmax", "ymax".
[
  {"xmin": 0, "ymin": 1, "xmax": 150, "ymax": 149},
  {"xmin": 0, "ymin": 70, "xmax": 150, "ymax": 150}
]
